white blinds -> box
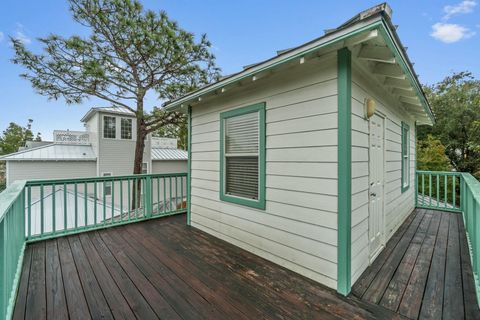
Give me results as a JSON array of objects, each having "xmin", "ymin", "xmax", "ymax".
[{"xmin": 224, "ymin": 112, "xmax": 259, "ymax": 200}]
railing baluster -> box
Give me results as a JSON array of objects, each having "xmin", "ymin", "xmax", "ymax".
[
  {"xmin": 111, "ymin": 180, "xmax": 115, "ymax": 223},
  {"xmin": 422, "ymin": 174, "xmax": 425, "ymax": 206},
  {"xmin": 120, "ymin": 180, "xmax": 123, "ymax": 222},
  {"xmin": 429, "ymin": 174, "xmax": 432, "ymax": 207},
  {"xmin": 40, "ymin": 184, "xmax": 44, "ymax": 236},
  {"xmin": 84, "ymin": 182, "xmax": 88, "ymax": 228},
  {"xmin": 444, "ymin": 175, "xmax": 448, "ymax": 209},
  {"xmin": 64, "ymin": 183, "xmax": 67, "ymax": 231},
  {"xmin": 175, "ymin": 176, "xmax": 178, "ymax": 211},
  {"xmin": 74, "ymin": 183, "xmax": 78, "ymax": 229},
  {"xmin": 169, "ymin": 176, "xmax": 172, "ymax": 213},
  {"xmin": 453, "ymin": 175, "xmax": 456, "ymax": 208},
  {"xmin": 157, "ymin": 177, "xmax": 160, "ymax": 215},
  {"xmin": 181, "ymin": 176, "xmax": 184, "ymax": 210},
  {"xmin": 52, "ymin": 184, "xmax": 56, "ymax": 234},
  {"xmin": 436, "ymin": 174, "xmax": 440, "ymax": 207},
  {"xmin": 94, "ymin": 181, "xmax": 97, "ymax": 226},
  {"xmin": 163, "ymin": 177, "xmax": 167, "ymax": 213},
  {"xmin": 27, "ymin": 185, "xmax": 31, "ymax": 239},
  {"xmin": 127, "ymin": 178, "xmax": 131, "ymax": 221},
  {"xmin": 103, "ymin": 179, "xmax": 106, "ymax": 225}
]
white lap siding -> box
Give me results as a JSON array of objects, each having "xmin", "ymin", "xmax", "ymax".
[
  {"xmin": 350, "ymin": 65, "xmax": 416, "ymax": 283},
  {"xmin": 190, "ymin": 55, "xmax": 339, "ymax": 288}
]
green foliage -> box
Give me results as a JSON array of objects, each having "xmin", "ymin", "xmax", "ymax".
[
  {"xmin": 11, "ymin": 0, "xmax": 220, "ymax": 172},
  {"xmin": 152, "ymin": 107, "xmax": 187, "ymax": 150},
  {"xmin": 424, "ymin": 71, "xmax": 480, "ymax": 177},
  {"xmin": 0, "ymin": 120, "xmax": 40, "ymax": 155},
  {"xmin": 417, "ymin": 135, "xmax": 451, "ymax": 171},
  {"xmin": 12, "ymin": 0, "xmax": 219, "ymax": 106}
]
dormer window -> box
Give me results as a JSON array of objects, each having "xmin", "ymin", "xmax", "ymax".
[
  {"xmin": 121, "ymin": 118, "xmax": 132, "ymax": 140},
  {"xmin": 103, "ymin": 116, "xmax": 116, "ymax": 139}
]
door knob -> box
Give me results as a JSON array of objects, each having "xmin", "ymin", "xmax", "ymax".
[{"xmin": 370, "ymin": 193, "xmax": 377, "ymax": 197}]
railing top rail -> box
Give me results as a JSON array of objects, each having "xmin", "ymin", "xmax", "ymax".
[
  {"xmin": 25, "ymin": 172, "xmax": 187, "ymax": 186},
  {"xmin": 460, "ymin": 172, "xmax": 480, "ymax": 201},
  {"xmin": 416, "ymin": 170, "xmax": 462, "ymax": 176},
  {"xmin": 0, "ymin": 180, "xmax": 26, "ymax": 224}
]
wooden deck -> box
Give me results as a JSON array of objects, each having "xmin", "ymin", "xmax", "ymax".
[
  {"xmin": 352, "ymin": 208, "xmax": 479, "ymax": 319},
  {"xmin": 12, "ymin": 214, "xmax": 403, "ymax": 320}
]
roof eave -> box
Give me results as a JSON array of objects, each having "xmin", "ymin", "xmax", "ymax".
[
  {"xmin": 163, "ymin": 15, "xmax": 385, "ymax": 112},
  {"xmin": 164, "ymin": 12, "xmax": 434, "ymax": 126}
]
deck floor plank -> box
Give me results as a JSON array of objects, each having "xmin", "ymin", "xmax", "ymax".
[
  {"xmin": 443, "ymin": 213, "xmax": 464, "ymax": 319},
  {"xmin": 164, "ymin": 219, "xmax": 400, "ymax": 320},
  {"xmin": 352, "ymin": 210, "xmax": 418, "ymax": 298},
  {"xmin": 12, "ymin": 246, "xmax": 32, "ymax": 320},
  {"xmin": 397, "ymin": 212, "xmax": 441, "ymax": 319},
  {"xmin": 148, "ymin": 221, "xmax": 337, "ymax": 320},
  {"xmin": 25, "ymin": 242, "xmax": 46, "ymax": 320},
  {"xmin": 354, "ymin": 209, "xmax": 478, "ymax": 320},
  {"xmin": 122, "ymin": 221, "xmax": 255, "ymax": 320},
  {"xmin": 419, "ymin": 212, "xmax": 450, "ymax": 319},
  {"xmin": 56, "ymin": 236, "xmax": 91, "ymax": 320},
  {"xmin": 362, "ymin": 210, "xmax": 426, "ymax": 304},
  {"xmin": 458, "ymin": 214, "xmax": 480, "ymax": 320},
  {"xmin": 68, "ymin": 235, "xmax": 114, "ymax": 319},
  {"xmin": 13, "ymin": 209, "xmax": 479, "ymax": 320},
  {"xmin": 100, "ymin": 228, "xmax": 211, "ymax": 320},
  {"xmin": 379, "ymin": 210, "xmax": 433, "ymax": 311},
  {"xmin": 77, "ymin": 233, "xmax": 137, "ymax": 320},
  {"xmin": 45, "ymin": 240, "xmax": 68, "ymax": 320}
]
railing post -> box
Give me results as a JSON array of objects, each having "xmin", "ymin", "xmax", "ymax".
[
  {"xmin": 415, "ymin": 171, "xmax": 418, "ymax": 207},
  {"xmin": 145, "ymin": 176, "xmax": 153, "ymax": 217}
]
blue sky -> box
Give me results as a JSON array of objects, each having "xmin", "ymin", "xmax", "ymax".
[{"xmin": 0, "ymin": 0, "xmax": 479, "ymax": 140}]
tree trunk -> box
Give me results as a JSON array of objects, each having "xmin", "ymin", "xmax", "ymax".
[{"xmin": 132, "ymin": 115, "xmax": 147, "ymax": 210}]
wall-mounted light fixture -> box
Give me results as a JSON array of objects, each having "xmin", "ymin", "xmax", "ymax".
[{"xmin": 364, "ymin": 98, "xmax": 376, "ymax": 119}]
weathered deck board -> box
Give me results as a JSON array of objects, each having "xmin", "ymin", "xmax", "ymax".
[
  {"xmin": 14, "ymin": 214, "xmax": 401, "ymax": 319},
  {"xmin": 352, "ymin": 209, "xmax": 479, "ymax": 320}
]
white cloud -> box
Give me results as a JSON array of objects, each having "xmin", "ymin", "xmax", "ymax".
[
  {"xmin": 0, "ymin": 32, "xmax": 4, "ymax": 42},
  {"xmin": 443, "ymin": 0, "xmax": 477, "ymax": 20},
  {"xmin": 12, "ymin": 24, "xmax": 31, "ymax": 45},
  {"xmin": 431, "ymin": 22, "xmax": 476, "ymax": 43},
  {"xmin": 14, "ymin": 31, "xmax": 31, "ymax": 44}
]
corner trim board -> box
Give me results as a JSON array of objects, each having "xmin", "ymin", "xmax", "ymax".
[
  {"xmin": 187, "ymin": 105, "xmax": 192, "ymax": 225},
  {"xmin": 337, "ymin": 47, "xmax": 352, "ymax": 295}
]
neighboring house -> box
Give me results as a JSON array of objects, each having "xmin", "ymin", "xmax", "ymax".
[
  {"xmin": 1, "ymin": 106, "xmax": 187, "ymax": 185},
  {"xmin": 164, "ymin": 3, "xmax": 434, "ymax": 295},
  {"xmin": 0, "ymin": 107, "xmax": 187, "ymax": 234}
]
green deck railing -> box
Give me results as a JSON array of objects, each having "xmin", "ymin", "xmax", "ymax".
[
  {"xmin": 416, "ymin": 170, "xmax": 462, "ymax": 213},
  {"xmin": 416, "ymin": 170, "xmax": 480, "ymax": 306},
  {"xmin": 0, "ymin": 172, "xmax": 187, "ymax": 319},
  {"xmin": 460, "ymin": 172, "xmax": 480, "ymax": 306},
  {"xmin": 0, "ymin": 181, "xmax": 26, "ymax": 320}
]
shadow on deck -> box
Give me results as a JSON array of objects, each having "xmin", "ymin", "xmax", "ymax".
[
  {"xmin": 352, "ymin": 208, "xmax": 479, "ymax": 319},
  {"xmin": 13, "ymin": 214, "xmax": 401, "ymax": 319}
]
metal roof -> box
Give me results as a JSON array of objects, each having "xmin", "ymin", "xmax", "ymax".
[
  {"xmin": 151, "ymin": 148, "xmax": 188, "ymax": 161},
  {"xmin": 0, "ymin": 144, "xmax": 96, "ymax": 161},
  {"xmin": 81, "ymin": 106, "xmax": 135, "ymax": 122}
]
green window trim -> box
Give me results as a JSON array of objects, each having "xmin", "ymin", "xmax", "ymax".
[
  {"xmin": 401, "ymin": 122, "xmax": 410, "ymax": 193},
  {"xmin": 219, "ymin": 102, "xmax": 266, "ymax": 210}
]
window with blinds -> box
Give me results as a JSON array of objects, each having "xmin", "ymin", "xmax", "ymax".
[
  {"xmin": 225, "ymin": 112, "xmax": 259, "ymax": 200},
  {"xmin": 220, "ymin": 103, "xmax": 265, "ymax": 209}
]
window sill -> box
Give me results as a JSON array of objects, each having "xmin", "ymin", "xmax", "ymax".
[{"xmin": 220, "ymin": 193, "xmax": 265, "ymax": 210}]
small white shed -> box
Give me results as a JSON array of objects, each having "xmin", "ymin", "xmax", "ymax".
[{"xmin": 164, "ymin": 4, "xmax": 434, "ymax": 295}]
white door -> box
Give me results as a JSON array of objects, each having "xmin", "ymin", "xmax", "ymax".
[{"xmin": 368, "ymin": 113, "xmax": 385, "ymax": 261}]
